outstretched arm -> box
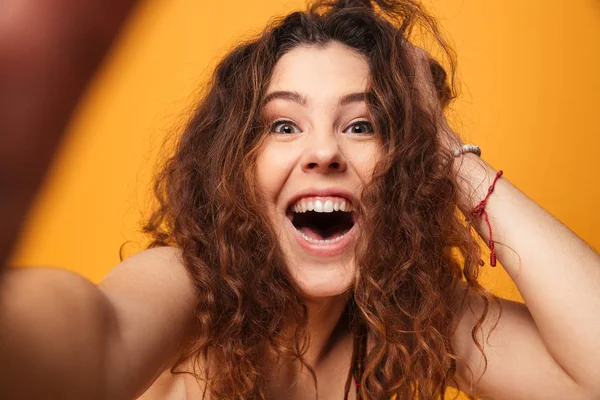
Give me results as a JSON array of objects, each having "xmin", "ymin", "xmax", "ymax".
[
  {"xmin": 0, "ymin": 0, "xmax": 138, "ymax": 267},
  {"xmin": 0, "ymin": 247, "xmax": 198, "ymax": 400},
  {"xmin": 0, "ymin": 4, "xmax": 202, "ymax": 398}
]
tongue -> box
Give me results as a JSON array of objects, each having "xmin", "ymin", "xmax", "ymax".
[{"xmin": 299, "ymin": 226, "xmax": 325, "ymax": 240}]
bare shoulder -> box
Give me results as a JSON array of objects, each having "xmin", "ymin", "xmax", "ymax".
[
  {"xmin": 98, "ymin": 246, "xmax": 200, "ymax": 399},
  {"xmin": 449, "ymin": 280, "xmax": 588, "ymax": 399},
  {"xmin": 102, "ymin": 246, "xmax": 186, "ymax": 283},
  {"xmin": 100, "ymin": 246, "xmax": 196, "ymax": 310}
]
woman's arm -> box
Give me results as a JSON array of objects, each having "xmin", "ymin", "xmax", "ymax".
[
  {"xmin": 407, "ymin": 42, "xmax": 600, "ymax": 399},
  {"xmin": 0, "ymin": 267, "xmax": 119, "ymax": 399},
  {"xmin": 450, "ymin": 152, "xmax": 600, "ymax": 399},
  {"xmin": 0, "ymin": 246, "xmax": 198, "ymax": 400}
]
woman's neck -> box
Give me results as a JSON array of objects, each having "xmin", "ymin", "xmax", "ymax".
[
  {"xmin": 265, "ymin": 293, "xmax": 356, "ymax": 399},
  {"xmin": 303, "ymin": 293, "xmax": 352, "ymax": 366}
]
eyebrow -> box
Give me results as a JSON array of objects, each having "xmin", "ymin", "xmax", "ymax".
[{"xmin": 262, "ymin": 91, "xmax": 366, "ymax": 107}]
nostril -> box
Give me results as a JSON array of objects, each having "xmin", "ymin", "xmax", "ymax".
[{"xmin": 303, "ymin": 160, "xmax": 345, "ymax": 171}]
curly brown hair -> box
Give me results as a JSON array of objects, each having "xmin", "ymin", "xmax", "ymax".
[{"xmin": 143, "ymin": 0, "xmax": 502, "ymax": 398}]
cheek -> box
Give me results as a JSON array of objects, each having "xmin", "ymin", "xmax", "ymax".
[
  {"xmin": 346, "ymin": 142, "xmax": 381, "ymax": 182},
  {"xmin": 255, "ymin": 140, "xmax": 297, "ymax": 203}
]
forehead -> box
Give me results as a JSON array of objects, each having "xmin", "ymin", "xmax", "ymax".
[{"xmin": 267, "ymin": 42, "xmax": 370, "ymax": 100}]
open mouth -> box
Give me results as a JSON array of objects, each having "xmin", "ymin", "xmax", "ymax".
[{"xmin": 286, "ymin": 198, "xmax": 355, "ymax": 243}]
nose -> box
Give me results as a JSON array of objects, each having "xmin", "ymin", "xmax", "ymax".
[{"xmin": 300, "ymin": 131, "xmax": 347, "ymax": 174}]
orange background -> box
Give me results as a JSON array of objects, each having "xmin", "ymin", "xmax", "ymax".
[{"xmin": 9, "ymin": 1, "xmax": 600, "ymax": 397}]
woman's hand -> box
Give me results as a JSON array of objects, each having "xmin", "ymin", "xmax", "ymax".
[
  {"xmin": 0, "ymin": 0, "xmax": 139, "ymax": 268},
  {"xmin": 403, "ymin": 40, "xmax": 464, "ymax": 155}
]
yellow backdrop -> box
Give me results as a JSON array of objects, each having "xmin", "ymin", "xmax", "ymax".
[{"xmin": 9, "ymin": 1, "xmax": 600, "ymax": 398}]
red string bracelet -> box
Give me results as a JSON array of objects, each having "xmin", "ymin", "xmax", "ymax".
[{"xmin": 469, "ymin": 170, "xmax": 503, "ymax": 267}]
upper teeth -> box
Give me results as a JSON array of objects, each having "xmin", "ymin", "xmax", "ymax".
[{"xmin": 291, "ymin": 197, "xmax": 353, "ymax": 213}]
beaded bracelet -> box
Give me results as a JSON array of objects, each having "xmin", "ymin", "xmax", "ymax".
[
  {"xmin": 453, "ymin": 144, "xmax": 481, "ymax": 158},
  {"xmin": 440, "ymin": 144, "xmax": 481, "ymax": 167}
]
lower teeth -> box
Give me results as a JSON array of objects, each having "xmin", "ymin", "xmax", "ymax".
[{"xmin": 298, "ymin": 230, "xmax": 348, "ymax": 244}]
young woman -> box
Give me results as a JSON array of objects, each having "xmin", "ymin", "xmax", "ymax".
[{"xmin": 1, "ymin": 0, "xmax": 599, "ymax": 399}]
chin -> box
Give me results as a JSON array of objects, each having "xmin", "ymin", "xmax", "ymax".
[{"xmin": 288, "ymin": 260, "xmax": 355, "ymax": 299}]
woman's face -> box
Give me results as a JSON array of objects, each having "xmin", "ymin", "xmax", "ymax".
[{"xmin": 256, "ymin": 41, "xmax": 381, "ymax": 298}]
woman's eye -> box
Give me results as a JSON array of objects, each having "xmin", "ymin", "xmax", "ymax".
[
  {"xmin": 269, "ymin": 119, "xmax": 373, "ymax": 134},
  {"xmin": 344, "ymin": 121, "xmax": 374, "ymax": 134},
  {"xmin": 270, "ymin": 120, "xmax": 301, "ymax": 134}
]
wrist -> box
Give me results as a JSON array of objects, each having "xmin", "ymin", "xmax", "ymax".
[{"xmin": 452, "ymin": 153, "xmax": 499, "ymax": 214}]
